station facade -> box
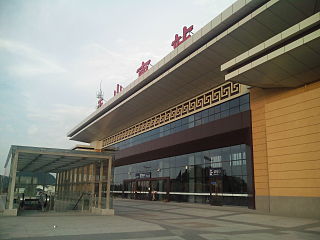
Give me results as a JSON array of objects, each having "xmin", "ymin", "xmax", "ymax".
[{"xmin": 67, "ymin": 0, "xmax": 320, "ymax": 218}]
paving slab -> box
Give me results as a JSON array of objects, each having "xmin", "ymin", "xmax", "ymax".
[
  {"xmin": 1, "ymin": 199, "xmax": 319, "ymax": 240},
  {"xmin": 201, "ymin": 231, "xmax": 320, "ymax": 240},
  {"xmin": 218, "ymin": 213, "xmax": 318, "ymax": 228},
  {"xmin": 164, "ymin": 207, "xmax": 233, "ymax": 217},
  {"xmin": 0, "ymin": 215, "xmax": 164, "ymax": 239},
  {"xmin": 165, "ymin": 218, "xmax": 269, "ymax": 232}
]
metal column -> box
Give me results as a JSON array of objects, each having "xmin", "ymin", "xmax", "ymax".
[
  {"xmin": 98, "ymin": 161, "xmax": 103, "ymax": 208},
  {"xmin": 106, "ymin": 157, "xmax": 112, "ymax": 209},
  {"xmin": 6, "ymin": 152, "xmax": 19, "ymax": 209}
]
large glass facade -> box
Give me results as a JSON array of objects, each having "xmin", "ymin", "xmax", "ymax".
[
  {"xmin": 110, "ymin": 94, "xmax": 250, "ymax": 150},
  {"xmin": 112, "ymin": 144, "xmax": 250, "ymax": 206}
]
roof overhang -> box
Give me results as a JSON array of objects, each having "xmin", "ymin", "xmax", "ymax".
[
  {"xmin": 222, "ymin": 13, "xmax": 320, "ymax": 88},
  {"xmin": 5, "ymin": 145, "xmax": 115, "ymax": 173},
  {"xmin": 68, "ymin": 0, "xmax": 319, "ymax": 143}
]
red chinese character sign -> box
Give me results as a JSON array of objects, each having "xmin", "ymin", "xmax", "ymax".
[
  {"xmin": 171, "ymin": 25, "xmax": 194, "ymax": 49},
  {"xmin": 114, "ymin": 84, "xmax": 123, "ymax": 96},
  {"xmin": 136, "ymin": 60, "xmax": 151, "ymax": 77}
]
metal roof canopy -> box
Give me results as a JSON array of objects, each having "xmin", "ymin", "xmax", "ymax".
[
  {"xmin": 5, "ymin": 145, "xmax": 115, "ymax": 173},
  {"xmin": 68, "ymin": 0, "xmax": 319, "ymax": 143}
]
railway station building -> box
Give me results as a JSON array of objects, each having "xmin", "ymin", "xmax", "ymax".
[
  {"xmin": 67, "ymin": 0, "xmax": 320, "ymax": 218},
  {"xmin": 3, "ymin": 0, "xmax": 320, "ymax": 218}
]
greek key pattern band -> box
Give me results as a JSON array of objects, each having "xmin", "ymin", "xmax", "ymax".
[{"xmin": 102, "ymin": 82, "xmax": 245, "ymax": 148}]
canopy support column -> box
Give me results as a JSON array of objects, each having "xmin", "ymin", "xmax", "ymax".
[
  {"xmin": 106, "ymin": 156, "xmax": 112, "ymax": 210},
  {"xmin": 4, "ymin": 151, "xmax": 19, "ymax": 216},
  {"xmin": 98, "ymin": 161, "xmax": 103, "ymax": 208}
]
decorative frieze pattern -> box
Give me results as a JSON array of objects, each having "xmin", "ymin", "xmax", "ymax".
[{"xmin": 102, "ymin": 82, "xmax": 245, "ymax": 148}]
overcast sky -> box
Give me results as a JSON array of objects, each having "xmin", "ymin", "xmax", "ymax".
[{"xmin": 0, "ymin": 0, "xmax": 235, "ymax": 174}]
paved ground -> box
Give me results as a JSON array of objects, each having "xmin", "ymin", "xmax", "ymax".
[{"xmin": 1, "ymin": 198, "xmax": 320, "ymax": 240}]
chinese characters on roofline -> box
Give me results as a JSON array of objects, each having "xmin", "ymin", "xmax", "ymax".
[
  {"xmin": 136, "ymin": 25, "xmax": 194, "ymax": 77},
  {"xmin": 97, "ymin": 83, "xmax": 123, "ymax": 109},
  {"xmin": 171, "ymin": 25, "xmax": 194, "ymax": 49},
  {"xmin": 136, "ymin": 60, "xmax": 152, "ymax": 77},
  {"xmin": 114, "ymin": 84, "xmax": 123, "ymax": 96},
  {"xmin": 102, "ymin": 24, "xmax": 194, "ymax": 107}
]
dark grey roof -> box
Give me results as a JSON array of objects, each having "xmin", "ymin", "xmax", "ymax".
[{"xmin": 5, "ymin": 145, "xmax": 115, "ymax": 173}]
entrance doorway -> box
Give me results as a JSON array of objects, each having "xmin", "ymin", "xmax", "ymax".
[{"xmin": 123, "ymin": 177, "xmax": 170, "ymax": 201}]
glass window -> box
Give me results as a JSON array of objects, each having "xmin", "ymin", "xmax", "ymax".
[
  {"xmin": 240, "ymin": 94, "xmax": 249, "ymax": 105},
  {"xmin": 242, "ymin": 176, "xmax": 248, "ymax": 193},
  {"xmin": 194, "ymin": 152, "xmax": 203, "ymax": 165},
  {"xmin": 195, "ymin": 112, "xmax": 201, "ymax": 120},
  {"xmin": 181, "ymin": 117, "xmax": 189, "ymax": 125},
  {"xmin": 162, "ymin": 168, "xmax": 170, "ymax": 177},
  {"xmin": 170, "ymin": 168, "xmax": 180, "ymax": 179},
  {"xmin": 176, "ymin": 155, "xmax": 188, "ymax": 167},
  {"xmin": 203, "ymin": 151, "xmax": 210, "ymax": 164},
  {"xmin": 181, "ymin": 124, "xmax": 188, "ymax": 131},
  {"xmin": 194, "ymin": 165, "xmax": 203, "ymax": 179},
  {"xmin": 242, "ymin": 162, "xmax": 247, "ymax": 176},
  {"xmin": 176, "ymin": 119, "xmax": 182, "ymax": 127},
  {"xmin": 168, "ymin": 157, "xmax": 176, "ymax": 168},
  {"xmin": 240, "ymin": 103, "xmax": 250, "ymax": 112},
  {"xmin": 221, "ymin": 147, "xmax": 230, "ymax": 161},
  {"xmin": 171, "ymin": 127, "xmax": 178, "ymax": 134},
  {"xmin": 188, "ymin": 166, "xmax": 195, "ymax": 178},
  {"xmin": 214, "ymin": 105, "xmax": 221, "ymax": 113},
  {"xmin": 221, "ymin": 102, "xmax": 229, "ymax": 111},
  {"xmin": 214, "ymin": 113, "xmax": 221, "ymax": 120},
  {"xmin": 231, "ymin": 161, "xmax": 242, "ymax": 175},
  {"xmin": 106, "ymin": 95, "xmax": 250, "ymax": 151},
  {"xmin": 229, "ymin": 106, "xmax": 239, "ymax": 115},
  {"xmin": 113, "ymin": 143, "xmax": 249, "ymax": 201},
  {"xmin": 229, "ymin": 98, "xmax": 240, "ymax": 108},
  {"xmin": 202, "ymin": 109, "xmax": 209, "ymax": 118},
  {"xmin": 170, "ymin": 121, "xmax": 177, "ymax": 129},
  {"xmin": 202, "ymin": 117, "xmax": 209, "ymax": 124},
  {"xmin": 208, "ymin": 107, "xmax": 215, "ymax": 116},
  {"xmin": 188, "ymin": 154, "xmax": 195, "ymax": 166},
  {"xmin": 222, "ymin": 161, "xmax": 231, "ymax": 176},
  {"xmin": 221, "ymin": 110, "xmax": 229, "ymax": 118},
  {"xmin": 176, "ymin": 125, "xmax": 182, "ymax": 132}
]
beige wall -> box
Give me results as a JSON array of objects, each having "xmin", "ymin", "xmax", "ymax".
[{"xmin": 251, "ymin": 80, "xmax": 320, "ymax": 217}]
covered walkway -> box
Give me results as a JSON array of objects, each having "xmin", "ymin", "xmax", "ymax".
[{"xmin": 2, "ymin": 145, "xmax": 115, "ymax": 216}]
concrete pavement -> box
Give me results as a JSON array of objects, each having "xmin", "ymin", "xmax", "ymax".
[{"xmin": 1, "ymin": 198, "xmax": 320, "ymax": 240}]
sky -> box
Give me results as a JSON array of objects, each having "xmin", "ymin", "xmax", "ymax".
[{"xmin": 0, "ymin": 0, "xmax": 235, "ymax": 175}]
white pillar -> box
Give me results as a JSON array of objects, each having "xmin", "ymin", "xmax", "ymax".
[
  {"xmin": 90, "ymin": 164, "xmax": 96, "ymax": 208},
  {"xmin": 106, "ymin": 157, "xmax": 112, "ymax": 209},
  {"xmin": 6, "ymin": 152, "xmax": 19, "ymax": 209},
  {"xmin": 98, "ymin": 161, "xmax": 103, "ymax": 208}
]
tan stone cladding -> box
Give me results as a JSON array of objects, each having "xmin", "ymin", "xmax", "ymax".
[
  {"xmin": 102, "ymin": 82, "xmax": 248, "ymax": 148},
  {"xmin": 251, "ymin": 81, "xmax": 320, "ymax": 201}
]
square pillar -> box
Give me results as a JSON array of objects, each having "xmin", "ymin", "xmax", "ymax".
[
  {"xmin": 106, "ymin": 157, "xmax": 112, "ymax": 209},
  {"xmin": 90, "ymin": 163, "xmax": 96, "ymax": 208},
  {"xmin": 55, "ymin": 172, "xmax": 59, "ymax": 196},
  {"xmin": 61, "ymin": 171, "xmax": 66, "ymax": 200},
  {"xmin": 91, "ymin": 156, "xmax": 114, "ymax": 215},
  {"xmin": 90, "ymin": 163, "xmax": 95, "ymax": 194},
  {"xmin": 98, "ymin": 161, "xmax": 103, "ymax": 208},
  {"xmin": 6, "ymin": 151, "xmax": 19, "ymax": 212}
]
